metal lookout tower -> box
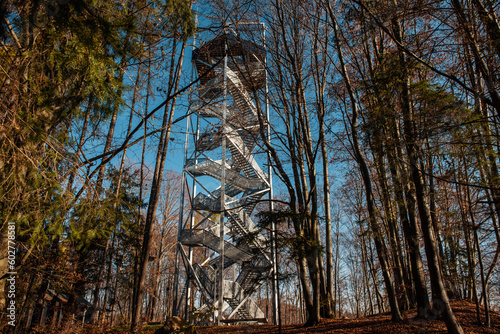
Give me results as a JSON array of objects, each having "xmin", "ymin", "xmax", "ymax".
[{"xmin": 173, "ymin": 24, "xmax": 277, "ymax": 325}]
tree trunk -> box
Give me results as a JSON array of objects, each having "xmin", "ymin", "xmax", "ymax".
[
  {"xmin": 386, "ymin": 144, "xmax": 430, "ymax": 316},
  {"xmin": 131, "ymin": 38, "xmax": 186, "ymax": 332},
  {"xmin": 457, "ymin": 182, "xmax": 481, "ymax": 324},
  {"xmin": 312, "ymin": 18, "xmax": 335, "ymax": 316},
  {"xmin": 467, "ymin": 186, "xmax": 491, "ymax": 327},
  {"xmin": 372, "ymin": 143, "xmax": 409, "ymax": 311},
  {"xmin": 296, "ymin": 256, "xmax": 313, "ymax": 323}
]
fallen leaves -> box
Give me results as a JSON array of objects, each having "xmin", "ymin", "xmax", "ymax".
[{"xmin": 197, "ymin": 300, "xmax": 500, "ymax": 334}]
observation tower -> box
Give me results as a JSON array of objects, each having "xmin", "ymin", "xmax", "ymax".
[{"xmin": 173, "ymin": 25, "xmax": 277, "ymax": 325}]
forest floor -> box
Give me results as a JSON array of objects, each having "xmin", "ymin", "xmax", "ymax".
[
  {"xmin": 27, "ymin": 300, "xmax": 499, "ymax": 334},
  {"xmin": 196, "ymin": 300, "xmax": 500, "ymax": 334}
]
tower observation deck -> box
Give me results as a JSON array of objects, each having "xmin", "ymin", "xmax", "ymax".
[{"xmin": 173, "ymin": 27, "xmax": 276, "ymax": 325}]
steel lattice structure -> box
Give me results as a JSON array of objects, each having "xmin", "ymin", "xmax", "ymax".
[{"xmin": 173, "ymin": 27, "xmax": 276, "ymax": 325}]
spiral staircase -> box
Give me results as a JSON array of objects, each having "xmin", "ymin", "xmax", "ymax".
[{"xmin": 174, "ymin": 32, "xmax": 272, "ymax": 323}]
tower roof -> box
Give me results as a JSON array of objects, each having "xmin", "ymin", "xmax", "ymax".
[
  {"xmin": 192, "ymin": 33, "xmax": 265, "ymax": 87},
  {"xmin": 193, "ymin": 33, "xmax": 265, "ymax": 62}
]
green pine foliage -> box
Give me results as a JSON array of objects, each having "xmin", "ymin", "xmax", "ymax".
[{"xmin": 0, "ymin": 0, "xmax": 194, "ymax": 247}]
